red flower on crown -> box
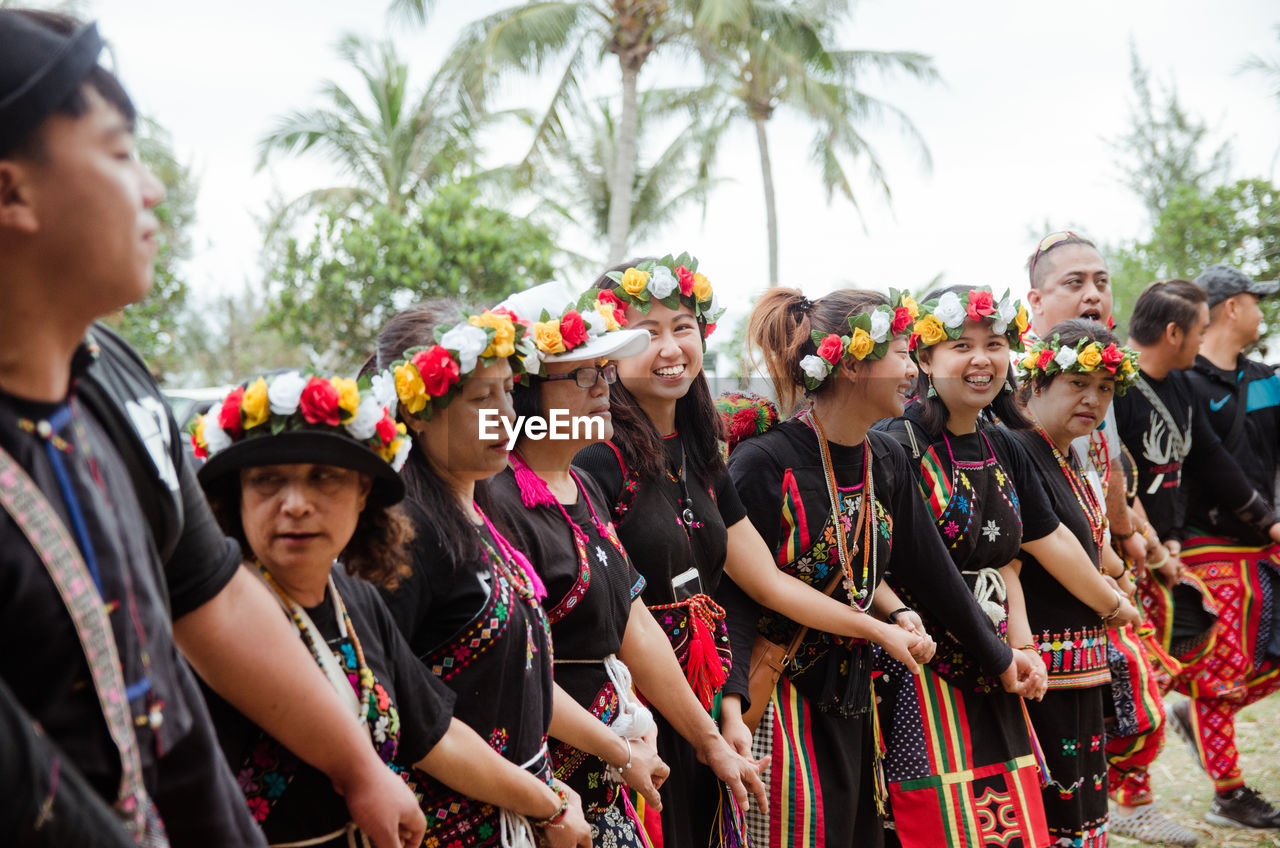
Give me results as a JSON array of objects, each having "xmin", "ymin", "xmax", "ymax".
[
  {"xmin": 1036, "ymin": 348, "xmax": 1054, "ymax": 370},
  {"xmin": 704, "ymin": 322, "xmax": 717, "ymax": 338},
  {"xmin": 376, "ymin": 413, "xmax": 397, "ymax": 445},
  {"xmin": 967, "ymin": 290, "xmax": 996, "ymax": 321},
  {"xmin": 817, "ymin": 334, "xmax": 844, "ymax": 365},
  {"xmin": 891, "ymin": 306, "xmax": 914, "ymax": 335},
  {"xmin": 299, "ymin": 377, "xmax": 341, "ymax": 426},
  {"xmin": 219, "ymin": 386, "xmax": 245, "ymax": 437},
  {"xmin": 675, "ymin": 265, "xmax": 696, "ymax": 298},
  {"xmin": 596, "ymin": 290, "xmax": 628, "ymax": 326},
  {"xmin": 559, "ymin": 311, "xmax": 589, "ymax": 350},
  {"xmin": 412, "ymin": 345, "xmax": 461, "ymax": 397}
]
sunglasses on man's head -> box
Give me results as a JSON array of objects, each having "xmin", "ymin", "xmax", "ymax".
[
  {"xmin": 1029, "ymin": 230, "xmax": 1083, "ymax": 281},
  {"xmin": 542, "ymin": 363, "xmax": 617, "ymax": 389}
]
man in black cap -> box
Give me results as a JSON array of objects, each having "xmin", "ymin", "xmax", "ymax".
[
  {"xmin": 0, "ymin": 9, "xmax": 425, "ymax": 846},
  {"xmin": 1166, "ymin": 264, "xmax": 1280, "ymax": 829}
]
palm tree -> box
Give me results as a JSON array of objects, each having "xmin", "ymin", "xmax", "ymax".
[
  {"xmin": 394, "ymin": 0, "xmax": 695, "ymax": 263},
  {"xmin": 532, "ymin": 87, "xmax": 727, "ymax": 253},
  {"xmin": 258, "ymin": 33, "xmax": 478, "ymax": 220},
  {"xmin": 697, "ymin": 0, "xmax": 937, "ymax": 285}
]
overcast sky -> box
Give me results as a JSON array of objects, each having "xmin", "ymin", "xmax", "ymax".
[{"xmin": 92, "ymin": 0, "xmax": 1280, "ymax": 327}]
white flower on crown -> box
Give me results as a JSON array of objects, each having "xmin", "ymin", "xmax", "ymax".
[
  {"xmin": 1054, "ymin": 346, "xmax": 1079, "ymax": 370},
  {"xmin": 202, "ymin": 411, "xmax": 231, "ymax": 455},
  {"xmin": 708, "ymin": 290, "xmax": 721, "ymax": 319},
  {"xmin": 267, "ymin": 370, "xmax": 307, "ymax": 415},
  {"xmin": 649, "ymin": 266, "xmax": 678, "ymax": 299},
  {"xmin": 391, "ymin": 434, "xmax": 412, "ymax": 472},
  {"xmin": 346, "ymin": 395, "xmax": 383, "ymax": 440},
  {"xmin": 933, "ymin": 292, "xmax": 966, "ymax": 329},
  {"xmin": 800, "ymin": 355, "xmax": 831, "ymax": 382},
  {"xmin": 440, "ymin": 323, "xmax": 489, "ymax": 374},
  {"xmin": 992, "ymin": 296, "xmax": 1016, "ymax": 335},
  {"xmin": 582, "ymin": 309, "xmax": 607, "ymax": 336},
  {"xmin": 371, "ymin": 370, "xmax": 398, "ymax": 418},
  {"xmin": 869, "ymin": 309, "xmax": 892, "ymax": 343}
]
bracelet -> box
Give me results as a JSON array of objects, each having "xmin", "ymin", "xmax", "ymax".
[
  {"xmin": 604, "ymin": 737, "xmax": 633, "ymax": 783},
  {"xmin": 532, "ymin": 783, "xmax": 569, "ymax": 828},
  {"xmin": 1112, "ymin": 528, "xmax": 1137, "ymax": 541},
  {"xmin": 1101, "ymin": 591, "xmax": 1125, "ymax": 623},
  {"xmin": 1147, "ymin": 550, "xmax": 1170, "ymax": 569},
  {"xmin": 618, "ymin": 737, "xmax": 633, "ymax": 773},
  {"xmin": 1017, "ymin": 643, "xmax": 1039, "ymax": 653},
  {"xmin": 886, "ymin": 607, "xmax": 911, "ymax": 625}
]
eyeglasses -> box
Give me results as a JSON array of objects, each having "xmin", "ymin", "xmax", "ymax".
[
  {"xmin": 542, "ymin": 362, "xmax": 618, "ymax": 389},
  {"xmin": 1028, "ymin": 230, "xmax": 1083, "ymax": 283}
]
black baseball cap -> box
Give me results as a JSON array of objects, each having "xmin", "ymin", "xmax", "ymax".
[
  {"xmin": 1194, "ymin": 264, "xmax": 1279, "ymax": 308},
  {"xmin": 0, "ymin": 11, "xmax": 104, "ymax": 154}
]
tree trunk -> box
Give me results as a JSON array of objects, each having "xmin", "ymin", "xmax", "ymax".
[
  {"xmin": 607, "ymin": 64, "xmax": 640, "ymax": 264},
  {"xmin": 754, "ymin": 115, "xmax": 779, "ymax": 287}
]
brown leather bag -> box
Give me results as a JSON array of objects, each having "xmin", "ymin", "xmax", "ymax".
[{"xmin": 741, "ymin": 571, "xmax": 845, "ymax": 733}]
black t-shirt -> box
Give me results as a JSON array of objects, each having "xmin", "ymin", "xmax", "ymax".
[
  {"xmin": 727, "ymin": 420, "xmax": 1014, "ymax": 684},
  {"xmin": 204, "ymin": 567, "xmax": 454, "ymax": 844},
  {"xmin": 1113, "ymin": 368, "xmax": 1260, "ymax": 539},
  {"xmin": 0, "ymin": 326, "xmax": 255, "ymax": 844},
  {"xmin": 1184, "ymin": 354, "xmax": 1280, "ymax": 542}
]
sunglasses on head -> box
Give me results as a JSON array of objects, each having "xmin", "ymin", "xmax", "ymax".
[
  {"xmin": 542, "ymin": 362, "xmax": 618, "ymax": 389},
  {"xmin": 1029, "ymin": 230, "xmax": 1083, "ymax": 282}
]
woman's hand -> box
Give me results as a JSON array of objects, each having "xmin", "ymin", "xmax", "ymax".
[
  {"xmin": 1110, "ymin": 596, "xmax": 1143, "ymax": 629},
  {"xmin": 1022, "ymin": 649, "xmax": 1048, "ymax": 701},
  {"xmin": 893, "ymin": 611, "xmax": 936, "ymax": 664},
  {"xmin": 698, "ymin": 737, "xmax": 769, "ymax": 814},
  {"xmin": 998, "ymin": 649, "xmax": 1041, "ymax": 699},
  {"xmin": 614, "ymin": 737, "xmax": 668, "ymax": 808},
  {"xmin": 874, "ymin": 620, "xmax": 923, "ymax": 674},
  {"xmin": 718, "ymin": 695, "xmax": 754, "ymax": 757},
  {"xmin": 538, "ymin": 781, "xmax": 592, "ymax": 848}
]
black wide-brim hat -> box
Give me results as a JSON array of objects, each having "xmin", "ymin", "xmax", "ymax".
[{"xmin": 197, "ymin": 430, "xmax": 406, "ymax": 504}]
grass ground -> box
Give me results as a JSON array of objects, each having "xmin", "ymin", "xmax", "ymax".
[{"xmin": 1110, "ymin": 693, "xmax": 1280, "ymax": 847}]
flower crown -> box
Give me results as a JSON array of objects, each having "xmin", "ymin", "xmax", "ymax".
[
  {"xmin": 910, "ymin": 287, "xmax": 1029, "ymax": 353},
  {"xmin": 797, "ymin": 289, "xmax": 919, "ymax": 390},
  {"xmin": 516, "ymin": 289, "xmax": 631, "ymax": 375},
  {"xmin": 191, "ymin": 370, "xmax": 411, "ymax": 470},
  {"xmin": 1019, "ymin": 335, "xmax": 1140, "ymax": 394},
  {"xmin": 605, "ymin": 252, "xmax": 726, "ymax": 337},
  {"xmin": 714, "ymin": 391, "xmax": 780, "ymax": 454},
  {"xmin": 391, "ymin": 308, "xmax": 537, "ymax": 420}
]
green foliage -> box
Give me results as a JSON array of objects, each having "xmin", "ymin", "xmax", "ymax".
[
  {"xmin": 1109, "ymin": 179, "xmax": 1280, "ymax": 350},
  {"xmin": 262, "ymin": 183, "xmax": 561, "ymax": 371},
  {"xmin": 100, "ymin": 117, "xmax": 196, "ymax": 382}
]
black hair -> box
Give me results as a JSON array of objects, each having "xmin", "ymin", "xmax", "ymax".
[
  {"xmin": 592, "ymin": 259, "xmax": 725, "ymax": 488},
  {"xmin": 2, "ymin": 11, "xmax": 137, "ymax": 159},
  {"xmin": 746, "ymin": 286, "xmax": 888, "ymax": 415},
  {"xmin": 1127, "ymin": 279, "xmax": 1207, "ymax": 346},
  {"xmin": 365, "ymin": 299, "xmax": 497, "ymax": 568},
  {"xmin": 1026, "ymin": 232, "xmax": 1099, "ymax": 289},
  {"xmin": 911, "ymin": 284, "xmax": 1032, "ymax": 434}
]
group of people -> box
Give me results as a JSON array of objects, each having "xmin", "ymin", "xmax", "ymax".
[{"xmin": 4, "ymin": 9, "xmax": 1280, "ymax": 848}]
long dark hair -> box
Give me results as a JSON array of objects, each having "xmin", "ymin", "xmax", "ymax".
[
  {"xmin": 911, "ymin": 284, "xmax": 1032, "ymax": 434},
  {"xmin": 363, "ymin": 300, "xmax": 495, "ymax": 566},
  {"xmin": 747, "ymin": 286, "xmax": 888, "ymax": 415},
  {"xmin": 593, "ymin": 261, "xmax": 725, "ymax": 488}
]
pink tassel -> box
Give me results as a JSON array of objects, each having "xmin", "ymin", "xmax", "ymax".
[
  {"xmin": 687, "ymin": 610, "xmax": 727, "ymax": 711},
  {"xmin": 510, "ymin": 452, "xmax": 558, "ymax": 508}
]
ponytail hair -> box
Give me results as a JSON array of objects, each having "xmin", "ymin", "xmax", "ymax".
[{"xmin": 747, "ymin": 287, "xmax": 889, "ymax": 415}]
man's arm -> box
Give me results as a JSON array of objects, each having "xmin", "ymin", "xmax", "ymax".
[{"xmin": 174, "ymin": 567, "xmax": 426, "ymax": 848}]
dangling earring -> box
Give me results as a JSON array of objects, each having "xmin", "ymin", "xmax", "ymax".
[
  {"xmin": 926, "ymin": 376, "xmax": 938, "ymax": 399},
  {"xmin": 1002, "ymin": 376, "xmax": 1015, "ymax": 394}
]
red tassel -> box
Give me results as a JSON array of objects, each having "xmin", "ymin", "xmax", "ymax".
[{"xmin": 687, "ymin": 608, "xmax": 728, "ymax": 711}]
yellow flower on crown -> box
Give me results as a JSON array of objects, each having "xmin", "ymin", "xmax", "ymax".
[
  {"xmin": 330, "ymin": 376, "xmax": 361, "ymax": 417},
  {"xmin": 395, "ymin": 363, "xmax": 428, "ymax": 415},
  {"xmin": 379, "ymin": 424, "xmax": 408, "ymax": 462},
  {"xmin": 595, "ymin": 302, "xmax": 622, "ymax": 331},
  {"xmin": 692, "ymin": 273, "xmax": 713, "ymax": 303},
  {"xmin": 192, "ymin": 416, "xmax": 208, "ymax": 452},
  {"xmin": 1015, "ymin": 303, "xmax": 1030, "ymax": 335},
  {"xmin": 902, "ymin": 293, "xmax": 920, "ymax": 320},
  {"xmin": 469, "ymin": 310, "xmax": 517, "ymax": 358},
  {"xmin": 848, "ymin": 327, "xmax": 875, "ymax": 360},
  {"xmin": 1121, "ymin": 357, "xmax": 1136, "ymax": 375},
  {"xmin": 619, "ymin": 267, "xmax": 650, "ymax": 298},
  {"xmin": 241, "ymin": 376, "xmax": 270, "ymax": 429},
  {"xmin": 915, "ymin": 314, "xmax": 947, "ymax": 347},
  {"xmin": 1021, "ymin": 353, "xmax": 1038, "ymax": 371},
  {"xmin": 533, "ymin": 320, "xmax": 566, "ymax": 355},
  {"xmin": 1078, "ymin": 343, "xmax": 1102, "ymax": 370}
]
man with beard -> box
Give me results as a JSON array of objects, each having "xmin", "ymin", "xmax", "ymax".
[{"xmin": 1167, "ymin": 265, "xmax": 1280, "ymax": 829}]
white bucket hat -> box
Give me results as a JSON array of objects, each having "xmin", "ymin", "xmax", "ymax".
[{"xmin": 499, "ymin": 281, "xmax": 649, "ymax": 373}]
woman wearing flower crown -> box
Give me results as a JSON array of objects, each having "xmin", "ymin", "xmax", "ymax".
[
  {"xmin": 574, "ymin": 256, "xmax": 930, "ymax": 848},
  {"xmin": 874, "ymin": 284, "xmax": 1134, "ymax": 847},
  {"xmin": 716, "ymin": 286, "xmax": 1049, "ymax": 847},
  {"xmin": 192, "ymin": 369, "xmax": 591, "ymax": 847},
  {"xmin": 363, "ymin": 301, "xmax": 612, "ymax": 848},
  {"xmin": 1005, "ymin": 320, "xmax": 1144, "ymax": 847}
]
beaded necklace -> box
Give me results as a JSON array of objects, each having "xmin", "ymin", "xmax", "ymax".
[
  {"xmin": 803, "ymin": 409, "xmax": 876, "ymax": 611},
  {"xmin": 258, "ymin": 564, "xmax": 374, "ymax": 725},
  {"xmin": 1034, "ymin": 426, "xmax": 1106, "ymax": 552},
  {"xmin": 1087, "ymin": 429, "xmax": 1112, "ymax": 492}
]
